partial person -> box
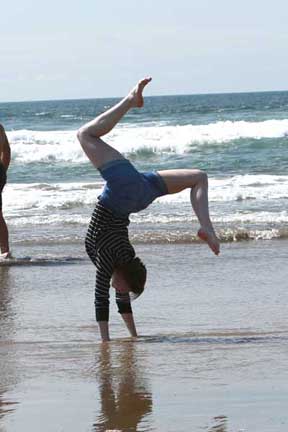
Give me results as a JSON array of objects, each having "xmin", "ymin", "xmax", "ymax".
[
  {"xmin": 0, "ymin": 125, "xmax": 11, "ymax": 259},
  {"xmin": 77, "ymin": 78, "xmax": 220, "ymax": 342}
]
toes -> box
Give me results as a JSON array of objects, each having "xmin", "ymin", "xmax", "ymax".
[
  {"xmin": 198, "ymin": 228, "xmax": 220, "ymax": 255},
  {"xmin": 139, "ymin": 77, "xmax": 152, "ymax": 88}
]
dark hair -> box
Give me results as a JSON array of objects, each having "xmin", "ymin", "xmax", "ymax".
[{"xmin": 117, "ymin": 257, "xmax": 147, "ymax": 299}]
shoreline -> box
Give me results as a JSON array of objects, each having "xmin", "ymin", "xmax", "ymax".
[{"xmin": 1, "ymin": 238, "xmax": 287, "ymax": 431}]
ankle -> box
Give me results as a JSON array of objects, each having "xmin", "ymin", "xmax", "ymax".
[
  {"xmin": 125, "ymin": 93, "xmax": 136, "ymax": 109},
  {"xmin": 200, "ymin": 225, "xmax": 214, "ymax": 234}
]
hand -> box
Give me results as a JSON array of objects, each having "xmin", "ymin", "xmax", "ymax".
[{"xmin": 121, "ymin": 313, "xmax": 137, "ymax": 337}]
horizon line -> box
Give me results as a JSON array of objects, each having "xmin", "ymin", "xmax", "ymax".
[{"xmin": 1, "ymin": 88, "xmax": 288, "ymax": 104}]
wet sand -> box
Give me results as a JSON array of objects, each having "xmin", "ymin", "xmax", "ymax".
[{"xmin": 0, "ymin": 240, "xmax": 288, "ymax": 431}]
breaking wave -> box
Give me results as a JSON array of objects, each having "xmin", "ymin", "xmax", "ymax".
[{"xmin": 7, "ymin": 118, "xmax": 288, "ymax": 163}]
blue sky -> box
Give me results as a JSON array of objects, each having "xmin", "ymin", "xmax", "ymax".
[{"xmin": 1, "ymin": 0, "xmax": 288, "ymax": 101}]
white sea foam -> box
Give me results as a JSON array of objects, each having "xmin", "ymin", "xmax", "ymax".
[
  {"xmin": 3, "ymin": 182, "xmax": 103, "ymax": 217},
  {"xmin": 35, "ymin": 112, "xmax": 50, "ymax": 116},
  {"xmin": 112, "ymin": 119, "xmax": 288, "ymax": 153},
  {"xmin": 8, "ymin": 130, "xmax": 85, "ymax": 163},
  {"xmin": 2, "ymin": 174, "xmax": 288, "ymax": 228},
  {"xmin": 215, "ymin": 211, "xmax": 288, "ymax": 224},
  {"xmin": 130, "ymin": 210, "xmax": 288, "ymax": 225},
  {"xmin": 157, "ymin": 174, "xmax": 288, "ymax": 203},
  {"xmin": 6, "ymin": 118, "xmax": 288, "ymax": 163},
  {"xmin": 209, "ymin": 174, "xmax": 288, "ymax": 202},
  {"xmin": 9, "ymin": 213, "xmax": 89, "ymax": 227},
  {"xmin": 3, "ymin": 173, "xmax": 287, "ymax": 213}
]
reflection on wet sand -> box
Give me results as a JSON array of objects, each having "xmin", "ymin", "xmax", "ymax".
[
  {"xmin": 208, "ymin": 415, "xmax": 227, "ymax": 431},
  {"xmin": 93, "ymin": 341, "xmax": 152, "ymax": 432},
  {"xmin": 0, "ymin": 267, "xmax": 13, "ymax": 333},
  {"xmin": 0, "ymin": 395, "xmax": 18, "ymax": 421},
  {"xmin": 0, "ymin": 268, "xmax": 18, "ymax": 423}
]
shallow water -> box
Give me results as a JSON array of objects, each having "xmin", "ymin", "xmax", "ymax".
[
  {"xmin": 2, "ymin": 92, "xmax": 288, "ymax": 247},
  {"xmin": 0, "ymin": 240, "xmax": 288, "ymax": 431}
]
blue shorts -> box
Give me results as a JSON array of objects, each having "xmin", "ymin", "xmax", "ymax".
[{"xmin": 98, "ymin": 159, "xmax": 168, "ymax": 217}]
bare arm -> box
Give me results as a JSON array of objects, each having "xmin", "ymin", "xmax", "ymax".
[
  {"xmin": 98, "ymin": 321, "xmax": 110, "ymax": 342},
  {"xmin": 0, "ymin": 125, "xmax": 11, "ymax": 170},
  {"xmin": 115, "ymin": 289, "xmax": 136, "ymax": 338},
  {"xmin": 120, "ymin": 313, "xmax": 138, "ymax": 337},
  {"xmin": 95, "ymin": 253, "xmax": 112, "ymax": 342},
  {"xmin": 98, "ymin": 313, "xmax": 137, "ymax": 342}
]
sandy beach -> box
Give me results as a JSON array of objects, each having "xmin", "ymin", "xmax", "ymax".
[
  {"xmin": 1, "ymin": 1, "xmax": 288, "ymax": 430},
  {"xmin": 0, "ymin": 239, "xmax": 287, "ymax": 431}
]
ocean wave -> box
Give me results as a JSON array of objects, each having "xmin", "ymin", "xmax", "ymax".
[
  {"xmin": 8, "ymin": 214, "xmax": 89, "ymax": 226},
  {"xmin": 156, "ymin": 174, "xmax": 288, "ymax": 203},
  {"xmin": 14, "ymin": 237, "xmax": 84, "ymax": 246},
  {"xmin": 2, "ymin": 175, "xmax": 288, "ymax": 218},
  {"xmin": 11, "ymin": 228, "xmax": 288, "ymax": 245},
  {"xmin": 35, "ymin": 112, "xmax": 51, "ymax": 117},
  {"xmin": 6, "ymin": 118, "xmax": 288, "ymax": 163},
  {"xmin": 0, "ymin": 255, "xmax": 84, "ymax": 266},
  {"xmin": 139, "ymin": 331, "xmax": 288, "ymax": 346},
  {"xmin": 113, "ymin": 119, "xmax": 288, "ymax": 153},
  {"xmin": 8, "ymin": 130, "xmax": 85, "ymax": 163},
  {"xmin": 3, "ymin": 182, "xmax": 103, "ymax": 213},
  {"xmin": 8, "ymin": 208, "xmax": 288, "ymax": 228},
  {"xmin": 130, "ymin": 228, "xmax": 288, "ymax": 243},
  {"xmin": 131, "ymin": 210, "xmax": 288, "ymax": 225}
]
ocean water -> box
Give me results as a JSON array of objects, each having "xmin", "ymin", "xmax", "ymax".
[
  {"xmin": 1, "ymin": 92, "xmax": 288, "ymax": 431},
  {"xmin": 1, "ymin": 91, "xmax": 288, "ymax": 250}
]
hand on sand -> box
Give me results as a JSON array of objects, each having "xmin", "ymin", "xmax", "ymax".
[
  {"xmin": 198, "ymin": 228, "xmax": 220, "ymax": 256},
  {"xmin": 0, "ymin": 251, "xmax": 13, "ymax": 260},
  {"xmin": 128, "ymin": 77, "xmax": 152, "ymax": 108}
]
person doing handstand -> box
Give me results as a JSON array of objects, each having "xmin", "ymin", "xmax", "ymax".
[
  {"xmin": 77, "ymin": 78, "xmax": 220, "ymax": 342},
  {"xmin": 0, "ymin": 125, "xmax": 11, "ymax": 259}
]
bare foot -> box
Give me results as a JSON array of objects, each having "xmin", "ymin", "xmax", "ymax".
[
  {"xmin": 128, "ymin": 77, "xmax": 152, "ymax": 108},
  {"xmin": 198, "ymin": 228, "xmax": 220, "ymax": 255}
]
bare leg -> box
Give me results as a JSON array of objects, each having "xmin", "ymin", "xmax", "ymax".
[
  {"xmin": 158, "ymin": 169, "xmax": 220, "ymax": 255},
  {"xmin": 0, "ymin": 211, "xmax": 10, "ymax": 256},
  {"xmin": 77, "ymin": 77, "xmax": 152, "ymax": 169},
  {"xmin": 0, "ymin": 125, "xmax": 11, "ymax": 171}
]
